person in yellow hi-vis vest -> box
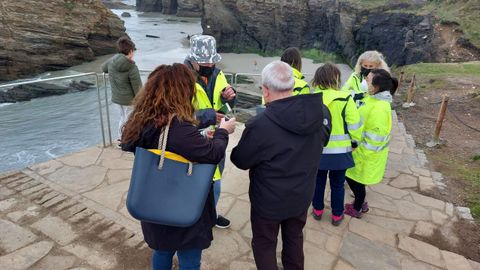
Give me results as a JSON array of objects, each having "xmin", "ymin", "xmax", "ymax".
[
  {"xmin": 341, "ymin": 51, "xmax": 390, "ymax": 107},
  {"xmin": 281, "ymin": 47, "xmax": 311, "ymax": 95},
  {"xmin": 344, "ymin": 69, "xmax": 398, "ymax": 218},
  {"xmin": 261, "ymin": 47, "xmax": 310, "ymax": 105},
  {"xmin": 184, "ymin": 35, "xmax": 236, "ymax": 229},
  {"xmin": 310, "ymin": 63, "xmax": 362, "ymax": 226}
]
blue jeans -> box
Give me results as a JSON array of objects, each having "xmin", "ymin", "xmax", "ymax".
[
  {"xmin": 312, "ymin": 170, "xmax": 346, "ymax": 217},
  {"xmin": 152, "ymin": 249, "xmax": 202, "ymax": 270},
  {"xmin": 213, "ymin": 180, "xmax": 221, "ymax": 207}
]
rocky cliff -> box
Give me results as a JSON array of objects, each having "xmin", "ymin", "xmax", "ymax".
[
  {"xmin": 0, "ymin": 0, "xmax": 126, "ymax": 81},
  {"xmin": 135, "ymin": 0, "xmax": 202, "ymax": 17},
  {"xmin": 201, "ymin": 0, "xmax": 480, "ymax": 66}
]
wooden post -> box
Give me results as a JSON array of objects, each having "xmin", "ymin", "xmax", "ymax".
[
  {"xmin": 406, "ymin": 73, "xmax": 416, "ymax": 103},
  {"xmin": 433, "ymin": 95, "xmax": 449, "ymax": 142},
  {"xmin": 396, "ymin": 71, "xmax": 404, "ymax": 94}
]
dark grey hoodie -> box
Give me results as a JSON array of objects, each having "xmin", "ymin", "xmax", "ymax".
[
  {"xmin": 102, "ymin": 53, "xmax": 142, "ymax": 106},
  {"xmin": 231, "ymin": 93, "xmax": 331, "ymax": 220}
]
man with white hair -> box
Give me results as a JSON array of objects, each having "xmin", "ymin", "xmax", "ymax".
[{"xmin": 231, "ymin": 61, "xmax": 331, "ymax": 270}]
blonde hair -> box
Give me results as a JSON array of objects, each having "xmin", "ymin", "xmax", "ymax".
[{"xmin": 354, "ymin": 50, "xmax": 390, "ymax": 75}]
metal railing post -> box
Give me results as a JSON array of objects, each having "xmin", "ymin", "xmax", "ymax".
[
  {"xmin": 0, "ymin": 72, "xmax": 137, "ymax": 148},
  {"xmin": 95, "ymin": 75, "xmax": 107, "ymax": 147},
  {"xmin": 102, "ymin": 73, "xmax": 113, "ymax": 146}
]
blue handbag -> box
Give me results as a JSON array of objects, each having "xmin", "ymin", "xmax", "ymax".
[{"xmin": 126, "ymin": 116, "xmax": 216, "ymax": 227}]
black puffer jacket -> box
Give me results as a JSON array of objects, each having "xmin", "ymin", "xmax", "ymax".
[
  {"xmin": 122, "ymin": 117, "xmax": 229, "ymax": 250},
  {"xmin": 231, "ymin": 93, "xmax": 331, "ymax": 220}
]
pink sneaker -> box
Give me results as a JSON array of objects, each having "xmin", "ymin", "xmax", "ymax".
[
  {"xmin": 345, "ymin": 201, "xmax": 369, "ymax": 213},
  {"xmin": 344, "ymin": 206, "xmax": 362, "ymax": 218},
  {"xmin": 312, "ymin": 208, "xmax": 323, "ymax": 220},
  {"xmin": 331, "ymin": 214, "xmax": 344, "ymax": 226}
]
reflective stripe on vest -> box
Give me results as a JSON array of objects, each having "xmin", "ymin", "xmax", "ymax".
[
  {"xmin": 362, "ymin": 141, "xmax": 390, "ymax": 152},
  {"xmin": 364, "ymin": 131, "xmax": 390, "ymax": 142},
  {"xmin": 322, "ymin": 146, "xmax": 353, "ymax": 154},
  {"xmin": 348, "ymin": 121, "xmax": 362, "ymax": 131},
  {"xmin": 329, "ymin": 134, "xmax": 351, "ymax": 141}
]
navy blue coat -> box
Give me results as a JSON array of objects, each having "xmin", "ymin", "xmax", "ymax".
[{"xmin": 231, "ymin": 94, "xmax": 331, "ymax": 220}]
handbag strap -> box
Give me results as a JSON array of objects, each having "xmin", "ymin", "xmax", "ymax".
[{"xmin": 157, "ymin": 115, "xmax": 193, "ymax": 176}]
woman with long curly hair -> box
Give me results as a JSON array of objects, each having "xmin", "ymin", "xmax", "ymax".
[{"xmin": 121, "ymin": 63, "xmax": 236, "ymax": 270}]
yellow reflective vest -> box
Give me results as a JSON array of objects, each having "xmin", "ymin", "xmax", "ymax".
[
  {"xmin": 341, "ymin": 73, "xmax": 368, "ymax": 106},
  {"xmin": 193, "ymin": 70, "xmax": 229, "ymax": 112},
  {"xmin": 292, "ymin": 68, "xmax": 310, "ymax": 95},
  {"xmin": 313, "ymin": 87, "xmax": 362, "ymax": 155},
  {"xmin": 346, "ymin": 94, "xmax": 392, "ymax": 185},
  {"xmin": 192, "ymin": 70, "xmax": 230, "ymax": 181}
]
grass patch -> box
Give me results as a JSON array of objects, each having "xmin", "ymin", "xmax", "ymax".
[
  {"xmin": 470, "ymin": 201, "xmax": 480, "ymax": 219},
  {"xmin": 431, "ymin": 153, "xmax": 480, "ymax": 220},
  {"xmin": 231, "ymin": 47, "xmax": 343, "ymax": 63},
  {"xmin": 424, "ymin": 0, "xmax": 480, "ymax": 48},
  {"xmin": 396, "ymin": 62, "xmax": 480, "ymax": 77},
  {"xmin": 346, "ymin": 0, "xmax": 480, "ymax": 47},
  {"xmin": 301, "ymin": 49, "xmax": 342, "ymax": 63},
  {"xmin": 393, "ymin": 62, "xmax": 480, "ymax": 92},
  {"xmin": 64, "ymin": 0, "xmax": 76, "ymax": 11},
  {"xmin": 343, "ymin": 0, "xmax": 391, "ymax": 9}
]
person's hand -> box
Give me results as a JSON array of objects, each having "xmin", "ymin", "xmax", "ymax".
[
  {"xmin": 219, "ymin": 117, "xmax": 236, "ymax": 134},
  {"xmin": 216, "ymin": 112, "xmax": 225, "ymax": 124},
  {"xmin": 221, "ymin": 86, "xmax": 236, "ymax": 101},
  {"xmin": 206, "ymin": 130, "xmax": 214, "ymax": 139}
]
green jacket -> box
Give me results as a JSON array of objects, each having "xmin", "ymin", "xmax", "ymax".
[{"xmin": 102, "ymin": 54, "xmax": 142, "ymax": 106}]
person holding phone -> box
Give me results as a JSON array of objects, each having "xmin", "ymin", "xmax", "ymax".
[{"xmin": 184, "ymin": 35, "xmax": 237, "ymax": 229}]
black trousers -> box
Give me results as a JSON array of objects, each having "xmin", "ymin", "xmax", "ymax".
[
  {"xmin": 346, "ymin": 176, "xmax": 366, "ymax": 211},
  {"xmin": 251, "ymin": 208, "xmax": 307, "ymax": 270}
]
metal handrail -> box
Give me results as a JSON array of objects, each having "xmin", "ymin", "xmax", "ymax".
[
  {"xmin": 0, "ymin": 70, "xmax": 268, "ymax": 150},
  {"xmin": 102, "ymin": 73, "xmax": 113, "ymax": 146},
  {"xmin": 0, "ymin": 72, "xmax": 109, "ymax": 147},
  {"xmin": 233, "ymin": 72, "xmax": 261, "ymax": 86},
  {"xmin": 0, "ymin": 72, "xmax": 96, "ymax": 88},
  {"xmin": 233, "ymin": 72, "xmax": 314, "ymax": 86}
]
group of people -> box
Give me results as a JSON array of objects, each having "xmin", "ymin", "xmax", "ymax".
[{"xmin": 102, "ymin": 34, "xmax": 398, "ymax": 270}]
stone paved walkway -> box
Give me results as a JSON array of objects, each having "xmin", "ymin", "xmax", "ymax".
[{"xmin": 0, "ymin": 112, "xmax": 479, "ymax": 270}]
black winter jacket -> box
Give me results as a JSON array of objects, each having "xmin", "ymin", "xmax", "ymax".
[
  {"xmin": 231, "ymin": 94, "xmax": 331, "ymax": 220},
  {"xmin": 122, "ymin": 117, "xmax": 229, "ymax": 250}
]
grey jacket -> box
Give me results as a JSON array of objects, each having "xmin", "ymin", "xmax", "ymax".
[{"xmin": 102, "ymin": 54, "xmax": 142, "ymax": 106}]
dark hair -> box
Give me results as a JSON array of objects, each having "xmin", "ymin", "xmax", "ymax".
[
  {"xmin": 370, "ymin": 69, "xmax": 398, "ymax": 95},
  {"xmin": 281, "ymin": 47, "xmax": 302, "ymax": 71},
  {"xmin": 122, "ymin": 63, "xmax": 197, "ymax": 144},
  {"xmin": 312, "ymin": 63, "xmax": 341, "ymax": 90},
  {"xmin": 117, "ymin": 36, "xmax": 136, "ymax": 55}
]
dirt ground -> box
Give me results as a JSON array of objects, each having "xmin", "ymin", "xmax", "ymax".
[{"xmin": 394, "ymin": 72, "xmax": 480, "ymax": 261}]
